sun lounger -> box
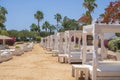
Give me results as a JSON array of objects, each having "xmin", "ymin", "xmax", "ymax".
[
  {"xmin": 0, "ymin": 51, "xmax": 12, "ymax": 62},
  {"xmin": 72, "ymin": 61, "xmax": 120, "ymax": 80},
  {"xmin": 88, "ymin": 61, "xmax": 120, "ymax": 80}
]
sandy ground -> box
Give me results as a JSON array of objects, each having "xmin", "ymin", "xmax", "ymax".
[{"xmin": 0, "ymin": 43, "xmax": 74, "ymax": 80}]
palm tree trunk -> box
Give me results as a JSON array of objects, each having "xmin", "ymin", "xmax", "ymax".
[
  {"xmin": 38, "ymin": 20, "xmax": 40, "ymax": 35},
  {"xmin": 45, "ymin": 29, "xmax": 47, "ymax": 32},
  {"xmin": 90, "ymin": 14, "xmax": 92, "ymax": 24},
  {"xmin": 57, "ymin": 21, "xmax": 59, "ymax": 31}
]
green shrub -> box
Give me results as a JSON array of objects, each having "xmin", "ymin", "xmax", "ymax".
[
  {"xmin": 36, "ymin": 36, "xmax": 41, "ymax": 42},
  {"xmin": 74, "ymin": 45, "xmax": 78, "ymax": 48},
  {"xmin": 15, "ymin": 46, "xmax": 20, "ymax": 48},
  {"xmin": 117, "ymin": 50, "xmax": 120, "ymax": 53},
  {"xmin": 108, "ymin": 38, "xmax": 120, "ymax": 51}
]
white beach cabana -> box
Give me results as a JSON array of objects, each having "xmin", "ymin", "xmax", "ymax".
[
  {"xmin": 58, "ymin": 32, "xmax": 68, "ymax": 62},
  {"xmin": 72, "ymin": 23, "xmax": 120, "ymax": 80},
  {"xmin": 58, "ymin": 32, "xmax": 65, "ymax": 54},
  {"xmin": 45, "ymin": 33, "xmax": 60, "ymax": 55},
  {"xmin": 91, "ymin": 23, "xmax": 120, "ymax": 80},
  {"xmin": 51, "ymin": 33, "xmax": 60, "ymax": 55},
  {"xmin": 49, "ymin": 35, "xmax": 54, "ymax": 50},
  {"xmin": 82, "ymin": 24, "xmax": 106, "ymax": 64},
  {"xmin": 64, "ymin": 30, "xmax": 82, "ymax": 63}
]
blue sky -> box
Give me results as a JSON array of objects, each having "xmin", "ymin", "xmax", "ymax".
[{"xmin": 0, "ymin": 0, "xmax": 116, "ymax": 30}]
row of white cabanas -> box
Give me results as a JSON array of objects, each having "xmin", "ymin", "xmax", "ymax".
[
  {"xmin": 0, "ymin": 42, "xmax": 34, "ymax": 63},
  {"xmin": 40, "ymin": 26, "xmax": 106, "ymax": 64},
  {"xmin": 41, "ymin": 30, "xmax": 83, "ymax": 63},
  {"xmin": 41, "ymin": 23, "xmax": 120, "ymax": 80}
]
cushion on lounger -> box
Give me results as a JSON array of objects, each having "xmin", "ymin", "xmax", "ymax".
[{"xmin": 89, "ymin": 62, "xmax": 120, "ymax": 77}]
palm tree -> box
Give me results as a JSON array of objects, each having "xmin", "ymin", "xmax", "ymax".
[
  {"xmin": 30, "ymin": 23, "xmax": 38, "ymax": 32},
  {"xmin": 48, "ymin": 25, "xmax": 56, "ymax": 34},
  {"xmin": 34, "ymin": 11, "xmax": 44, "ymax": 33},
  {"xmin": 83, "ymin": 0, "xmax": 97, "ymax": 24},
  {"xmin": 54, "ymin": 13, "xmax": 62, "ymax": 31},
  {"xmin": 30, "ymin": 23, "xmax": 39, "ymax": 39},
  {"xmin": 42, "ymin": 21, "xmax": 50, "ymax": 32}
]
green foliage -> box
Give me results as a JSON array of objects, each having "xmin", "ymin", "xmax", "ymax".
[
  {"xmin": 74, "ymin": 45, "xmax": 78, "ymax": 48},
  {"xmin": 42, "ymin": 21, "xmax": 56, "ymax": 34},
  {"xmin": 54, "ymin": 13, "xmax": 62, "ymax": 22},
  {"xmin": 80, "ymin": 0, "xmax": 97, "ymax": 24},
  {"xmin": 15, "ymin": 46, "xmax": 20, "ymax": 48},
  {"xmin": 0, "ymin": 6, "xmax": 8, "ymax": 24},
  {"xmin": 36, "ymin": 36, "xmax": 41, "ymax": 42},
  {"xmin": 0, "ymin": 6, "xmax": 7, "ymax": 30},
  {"xmin": 62, "ymin": 16, "xmax": 79, "ymax": 31},
  {"xmin": 40, "ymin": 31, "xmax": 52, "ymax": 37},
  {"xmin": 42, "ymin": 21, "xmax": 50, "ymax": 32},
  {"xmin": 0, "ymin": 30, "xmax": 9, "ymax": 36},
  {"xmin": 108, "ymin": 38, "xmax": 120, "ymax": 51},
  {"xmin": 8, "ymin": 30, "xmax": 19, "ymax": 37},
  {"xmin": 34, "ymin": 10, "xmax": 44, "ymax": 33},
  {"xmin": 49, "ymin": 25, "xmax": 56, "ymax": 34},
  {"xmin": 0, "ymin": 23, "xmax": 6, "ymax": 30},
  {"xmin": 116, "ymin": 33, "xmax": 120, "ymax": 37},
  {"xmin": 30, "ymin": 23, "xmax": 38, "ymax": 32},
  {"xmin": 54, "ymin": 13, "xmax": 62, "ymax": 31},
  {"xmin": 117, "ymin": 50, "xmax": 120, "ymax": 53},
  {"xmin": 83, "ymin": 0, "xmax": 97, "ymax": 13},
  {"xmin": 8, "ymin": 29, "xmax": 37, "ymax": 41},
  {"xmin": 34, "ymin": 11, "xmax": 44, "ymax": 22}
]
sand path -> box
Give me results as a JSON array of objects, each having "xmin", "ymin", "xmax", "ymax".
[{"xmin": 0, "ymin": 43, "xmax": 74, "ymax": 80}]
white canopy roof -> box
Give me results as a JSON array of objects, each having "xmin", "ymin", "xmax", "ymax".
[{"xmin": 0, "ymin": 35, "xmax": 12, "ymax": 40}]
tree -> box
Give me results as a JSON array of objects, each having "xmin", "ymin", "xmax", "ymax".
[
  {"xmin": 78, "ymin": 11, "xmax": 91, "ymax": 30},
  {"xmin": 17, "ymin": 30, "xmax": 33, "ymax": 41},
  {"xmin": 42, "ymin": 21, "xmax": 50, "ymax": 32},
  {"xmin": 0, "ymin": 6, "xmax": 8, "ymax": 23},
  {"xmin": 30, "ymin": 23, "xmax": 39, "ymax": 40},
  {"xmin": 0, "ymin": 23, "xmax": 6, "ymax": 30},
  {"xmin": 0, "ymin": 30, "xmax": 9, "ymax": 36},
  {"xmin": 30, "ymin": 23, "xmax": 38, "ymax": 32},
  {"xmin": 40, "ymin": 31, "xmax": 49, "ymax": 37},
  {"xmin": 99, "ymin": 1, "xmax": 120, "ymax": 37},
  {"xmin": 48, "ymin": 25, "xmax": 56, "ymax": 34},
  {"xmin": 0, "ymin": 6, "xmax": 8, "ymax": 30},
  {"xmin": 62, "ymin": 16, "xmax": 79, "ymax": 31},
  {"xmin": 54, "ymin": 13, "xmax": 62, "ymax": 31},
  {"xmin": 8, "ymin": 30, "xmax": 19, "ymax": 37},
  {"xmin": 82, "ymin": 0, "xmax": 97, "ymax": 24},
  {"xmin": 100, "ymin": 1, "xmax": 120, "ymax": 24},
  {"xmin": 34, "ymin": 10, "xmax": 44, "ymax": 33}
]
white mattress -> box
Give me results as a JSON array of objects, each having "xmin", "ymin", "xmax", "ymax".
[{"xmin": 89, "ymin": 61, "xmax": 120, "ymax": 77}]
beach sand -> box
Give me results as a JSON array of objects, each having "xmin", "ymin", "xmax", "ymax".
[{"xmin": 0, "ymin": 43, "xmax": 74, "ymax": 80}]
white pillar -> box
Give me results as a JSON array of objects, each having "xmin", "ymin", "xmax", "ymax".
[
  {"xmin": 92, "ymin": 33, "xmax": 98, "ymax": 80},
  {"xmin": 3, "ymin": 39, "xmax": 5, "ymax": 46},
  {"xmin": 68, "ymin": 32, "xmax": 71, "ymax": 63},
  {"xmin": 100, "ymin": 33, "xmax": 107, "ymax": 59},
  {"xmin": 82, "ymin": 33, "xmax": 87, "ymax": 64}
]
